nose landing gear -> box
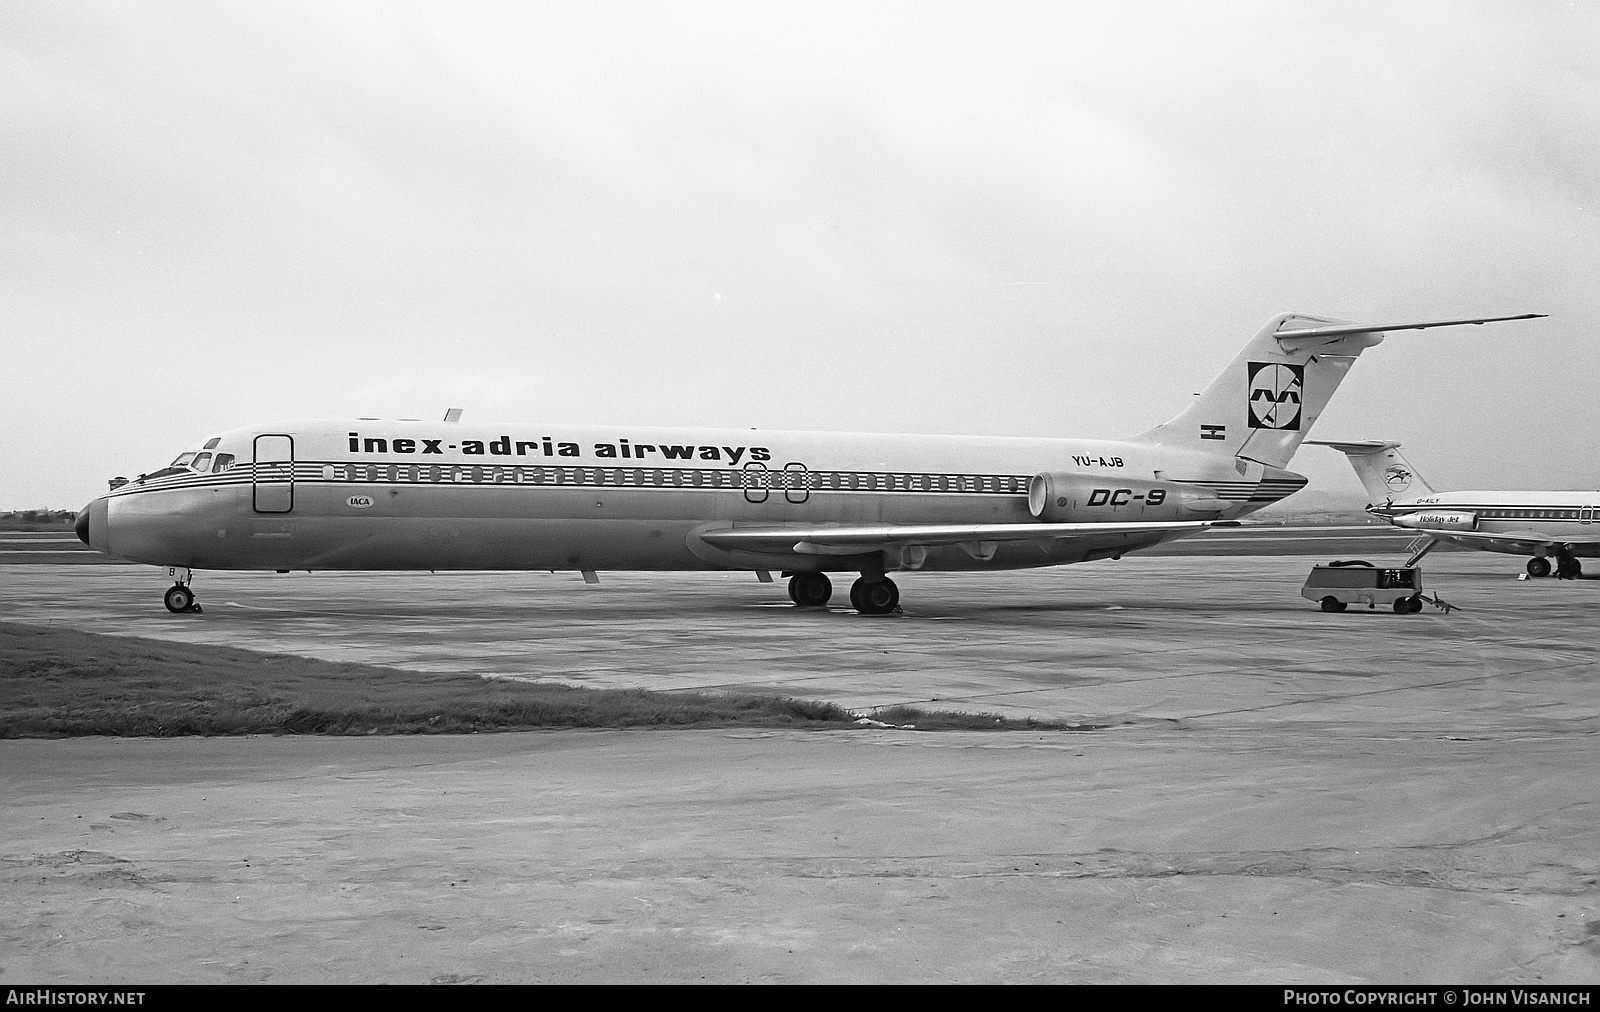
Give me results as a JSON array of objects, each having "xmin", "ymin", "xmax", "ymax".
[{"xmin": 161, "ymin": 567, "xmax": 202, "ymax": 614}]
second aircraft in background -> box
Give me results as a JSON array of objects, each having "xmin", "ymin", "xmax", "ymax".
[{"xmin": 1309, "ymin": 440, "xmax": 1599, "ymax": 578}]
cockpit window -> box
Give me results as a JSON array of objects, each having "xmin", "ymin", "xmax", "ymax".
[
  {"xmin": 203, "ymin": 437, "xmax": 222, "ymax": 450},
  {"xmin": 191, "ymin": 452, "xmax": 213, "ymax": 472},
  {"xmin": 212, "ymin": 453, "xmax": 236, "ymax": 473},
  {"xmin": 169, "ymin": 452, "xmax": 197, "ymax": 468}
]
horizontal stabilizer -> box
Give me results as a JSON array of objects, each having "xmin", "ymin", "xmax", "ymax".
[
  {"xmin": 1302, "ymin": 439, "xmax": 1401, "ymax": 455},
  {"xmin": 1275, "ymin": 314, "xmax": 1544, "ymax": 341}
]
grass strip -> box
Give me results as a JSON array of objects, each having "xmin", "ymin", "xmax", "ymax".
[{"xmin": 0, "ymin": 621, "xmax": 1084, "ymax": 737}]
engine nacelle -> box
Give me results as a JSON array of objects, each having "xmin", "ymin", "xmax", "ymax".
[
  {"xmin": 1028, "ymin": 472, "xmax": 1229, "ymax": 523},
  {"xmin": 1391, "ymin": 510, "xmax": 1478, "ymax": 531}
]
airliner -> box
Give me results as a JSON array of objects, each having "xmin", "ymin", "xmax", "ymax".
[
  {"xmin": 74, "ymin": 313, "xmax": 1541, "ymax": 614},
  {"xmin": 1309, "ymin": 439, "xmax": 1597, "ymax": 578}
]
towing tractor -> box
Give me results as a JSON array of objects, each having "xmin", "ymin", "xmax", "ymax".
[{"xmin": 1302, "ymin": 560, "xmax": 1427, "ymax": 614}]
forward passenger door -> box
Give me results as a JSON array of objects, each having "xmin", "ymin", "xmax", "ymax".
[{"xmin": 253, "ymin": 434, "xmax": 295, "ymax": 513}]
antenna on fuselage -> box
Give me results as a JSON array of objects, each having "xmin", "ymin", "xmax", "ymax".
[{"xmin": 443, "ymin": 408, "xmax": 463, "ymax": 423}]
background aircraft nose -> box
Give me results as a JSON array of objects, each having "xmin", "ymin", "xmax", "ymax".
[{"xmin": 75, "ymin": 507, "xmax": 91, "ymax": 545}]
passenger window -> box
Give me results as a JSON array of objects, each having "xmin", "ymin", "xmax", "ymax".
[
  {"xmin": 213, "ymin": 453, "xmax": 235, "ymax": 473},
  {"xmin": 190, "ymin": 453, "xmax": 212, "ymax": 472}
]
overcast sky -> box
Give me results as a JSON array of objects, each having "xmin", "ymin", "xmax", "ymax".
[{"xmin": 4, "ymin": 1, "xmax": 1596, "ymax": 510}]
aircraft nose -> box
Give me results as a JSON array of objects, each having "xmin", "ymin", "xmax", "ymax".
[{"xmin": 76, "ymin": 498, "xmax": 111, "ymax": 554}]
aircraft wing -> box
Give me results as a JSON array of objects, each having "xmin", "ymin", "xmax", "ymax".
[
  {"xmin": 1430, "ymin": 528, "xmax": 1600, "ymax": 551},
  {"xmin": 696, "ymin": 519, "xmax": 1237, "ymax": 556}
]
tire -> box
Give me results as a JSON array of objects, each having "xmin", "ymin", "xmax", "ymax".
[
  {"xmin": 1409, "ymin": 596, "xmax": 1424, "ymax": 613},
  {"xmin": 1393, "ymin": 597, "xmax": 1411, "ymax": 614},
  {"xmin": 1527, "ymin": 557, "xmax": 1551, "ymax": 578},
  {"xmin": 1319, "ymin": 596, "xmax": 1346, "ymax": 613},
  {"xmin": 852, "ymin": 577, "xmax": 899, "ymax": 615},
  {"xmin": 792, "ymin": 572, "xmax": 833, "ymax": 608},
  {"xmin": 164, "ymin": 585, "xmax": 194, "ymax": 613}
]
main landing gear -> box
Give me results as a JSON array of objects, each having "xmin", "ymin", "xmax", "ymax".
[
  {"xmin": 1527, "ymin": 555, "xmax": 1583, "ymax": 579},
  {"xmin": 849, "ymin": 576, "xmax": 900, "ymax": 616},
  {"xmin": 787, "ymin": 572, "xmax": 833, "ymax": 608},
  {"xmin": 785, "ymin": 572, "xmax": 901, "ymax": 615},
  {"xmin": 161, "ymin": 567, "xmax": 202, "ymax": 614}
]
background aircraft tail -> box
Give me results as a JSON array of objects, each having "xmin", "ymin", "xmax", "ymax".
[
  {"xmin": 1304, "ymin": 440, "xmax": 1436, "ymax": 502},
  {"xmin": 1132, "ymin": 313, "xmax": 1383, "ymax": 470}
]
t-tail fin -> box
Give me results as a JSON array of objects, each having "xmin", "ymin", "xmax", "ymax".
[
  {"xmin": 1304, "ymin": 440, "xmax": 1435, "ymax": 503},
  {"xmin": 1131, "ymin": 312, "xmax": 1542, "ymax": 470}
]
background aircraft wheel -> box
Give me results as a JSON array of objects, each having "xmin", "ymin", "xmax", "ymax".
[
  {"xmin": 164, "ymin": 584, "xmax": 194, "ymax": 613},
  {"xmin": 1557, "ymin": 556, "xmax": 1582, "ymax": 579},
  {"xmin": 1526, "ymin": 557, "xmax": 1551, "ymax": 578},
  {"xmin": 851, "ymin": 577, "xmax": 899, "ymax": 615},
  {"xmin": 789, "ymin": 572, "xmax": 833, "ymax": 608},
  {"xmin": 1319, "ymin": 596, "xmax": 1346, "ymax": 613}
]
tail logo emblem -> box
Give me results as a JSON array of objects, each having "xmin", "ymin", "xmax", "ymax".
[
  {"xmin": 1384, "ymin": 465, "xmax": 1412, "ymax": 492},
  {"xmin": 1247, "ymin": 362, "xmax": 1303, "ymax": 430}
]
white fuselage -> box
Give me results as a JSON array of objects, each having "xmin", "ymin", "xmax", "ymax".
[
  {"xmin": 1377, "ymin": 490, "xmax": 1600, "ymax": 557},
  {"xmin": 80, "ymin": 419, "xmax": 1306, "ymax": 575}
]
